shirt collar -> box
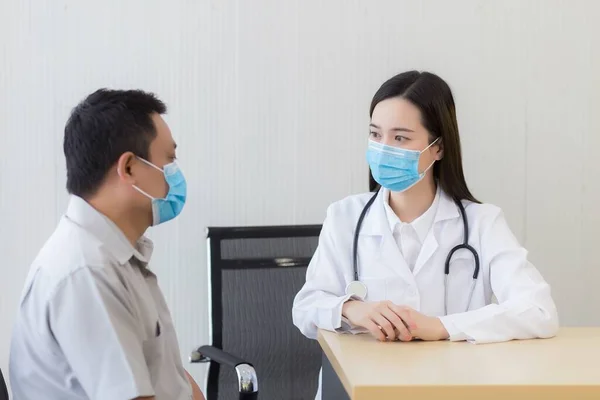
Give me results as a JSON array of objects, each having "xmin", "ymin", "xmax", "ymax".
[
  {"xmin": 65, "ymin": 195, "xmax": 154, "ymax": 266},
  {"xmin": 382, "ymin": 187, "xmax": 441, "ymax": 243}
]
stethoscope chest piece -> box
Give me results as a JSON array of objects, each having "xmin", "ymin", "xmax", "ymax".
[{"xmin": 345, "ymin": 280, "xmax": 368, "ymax": 301}]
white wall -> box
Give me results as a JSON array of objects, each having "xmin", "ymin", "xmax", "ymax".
[{"xmin": 1, "ymin": 0, "xmax": 599, "ymax": 392}]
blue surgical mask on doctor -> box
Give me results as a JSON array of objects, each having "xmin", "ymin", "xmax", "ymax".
[
  {"xmin": 133, "ymin": 158, "xmax": 187, "ymax": 226},
  {"xmin": 366, "ymin": 137, "xmax": 440, "ymax": 192}
]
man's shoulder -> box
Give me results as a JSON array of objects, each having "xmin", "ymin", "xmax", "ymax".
[{"xmin": 28, "ymin": 217, "xmax": 120, "ymax": 298}]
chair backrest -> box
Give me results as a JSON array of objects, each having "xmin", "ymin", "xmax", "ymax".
[
  {"xmin": 206, "ymin": 225, "xmax": 322, "ymax": 400},
  {"xmin": 0, "ymin": 368, "xmax": 9, "ymax": 400}
]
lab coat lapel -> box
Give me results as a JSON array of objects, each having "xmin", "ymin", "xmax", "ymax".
[
  {"xmin": 412, "ymin": 230, "xmax": 438, "ymax": 277},
  {"xmin": 359, "ymin": 190, "xmax": 416, "ymax": 285},
  {"xmin": 379, "ymin": 228, "xmax": 415, "ymax": 284},
  {"xmin": 412, "ymin": 191, "xmax": 460, "ymax": 276}
]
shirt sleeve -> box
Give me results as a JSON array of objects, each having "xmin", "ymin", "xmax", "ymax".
[
  {"xmin": 439, "ymin": 208, "xmax": 559, "ymax": 344},
  {"xmin": 48, "ymin": 265, "xmax": 154, "ymax": 399}
]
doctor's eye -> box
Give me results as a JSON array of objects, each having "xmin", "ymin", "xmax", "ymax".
[
  {"xmin": 369, "ymin": 131, "xmax": 381, "ymax": 139},
  {"xmin": 394, "ymin": 135, "xmax": 409, "ymax": 143}
]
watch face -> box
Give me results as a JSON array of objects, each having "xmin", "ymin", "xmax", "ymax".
[{"xmin": 346, "ymin": 281, "xmax": 368, "ymax": 300}]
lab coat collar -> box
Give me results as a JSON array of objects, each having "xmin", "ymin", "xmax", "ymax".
[
  {"xmin": 436, "ymin": 189, "xmax": 461, "ymax": 222},
  {"xmin": 357, "ymin": 189, "xmax": 389, "ymax": 236},
  {"xmin": 359, "ymin": 187, "xmax": 460, "ymax": 237},
  {"xmin": 357, "ymin": 186, "xmax": 461, "ymax": 279},
  {"xmin": 65, "ymin": 195, "xmax": 154, "ymax": 266},
  {"xmin": 412, "ymin": 191, "xmax": 460, "ymax": 275}
]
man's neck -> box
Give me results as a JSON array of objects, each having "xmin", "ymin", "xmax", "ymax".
[
  {"xmin": 87, "ymin": 195, "xmax": 148, "ymax": 247},
  {"xmin": 389, "ymin": 178, "xmax": 437, "ymax": 223}
]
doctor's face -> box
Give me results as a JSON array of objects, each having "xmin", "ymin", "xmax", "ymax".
[{"xmin": 369, "ymin": 97, "xmax": 442, "ymax": 173}]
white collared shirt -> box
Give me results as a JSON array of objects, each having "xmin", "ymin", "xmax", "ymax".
[
  {"xmin": 382, "ymin": 188, "xmax": 440, "ymax": 271},
  {"xmin": 9, "ymin": 196, "xmax": 192, "ymax": 400}
]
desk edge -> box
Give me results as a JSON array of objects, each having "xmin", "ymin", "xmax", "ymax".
[{"xmin": 318, "ymin": 330, "xmax": 354, "ymax": 398}]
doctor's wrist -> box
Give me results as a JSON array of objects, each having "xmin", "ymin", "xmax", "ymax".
[
  {"xmin": 341, "ymin": 299, "xmax": 359, "ymax": 318},
  {"xmin": 435, "ymin": 317, "xmax": 450, "ymax": 340}
]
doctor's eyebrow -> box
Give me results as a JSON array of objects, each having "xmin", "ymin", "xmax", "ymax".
[{"xmin": 369, "ymin": 123, "xmax": 414, "ymax": 133}]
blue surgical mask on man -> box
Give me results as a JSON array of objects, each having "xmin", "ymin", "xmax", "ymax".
[
  {"xmin": 366, "ymin": 138, "xmax": 439, "ymax": 192},
  {"xmin": 133, "ymin": 158, "xmax": 187, "ymax": 225}
]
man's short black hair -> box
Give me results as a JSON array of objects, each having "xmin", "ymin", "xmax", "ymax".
[{"xmin": 64, "ymin": 88, "xmax": 167, "ymax": 198}]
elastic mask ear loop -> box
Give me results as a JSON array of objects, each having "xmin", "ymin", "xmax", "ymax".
[
  {"xmin": 420, "ymin": 137, "xmax": 440, "ymax": 154},
  {"xmin": 137, "ymin": 157, "xmax": 164, "ymax": 173},
  {"xmin": 132, "ymin": 157, "xmax": 164, "ymax": 200},
  {"xmin": 132, "ymin": 185, "xmax": 155, "ymax": 200},
  {"xmin": 420, "ymin": 137, "xmax": 441, "ymax": 175}
]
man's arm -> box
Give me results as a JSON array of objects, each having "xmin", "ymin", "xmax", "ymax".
[
  {"xmin": 49, "ymin": 267, "xmax": 155, "ymax": 399},
  {"xmin": 185, "ymin": 370, "xmax": 205, "ymax": 400}
]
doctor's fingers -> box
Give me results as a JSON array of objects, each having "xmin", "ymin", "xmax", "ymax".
[
  {"xmin": 363, "ymin": 319, "xmax": 387, "ymax": 341},
  {"xmin": 371, "ymin": 314, "xmax": 397, "ymax": 340},
  {"xmin": 389, "ymin": 305, "xmax": 417, "ymax": 330},
  {"xmin": 381, "ymin": 307, "xmax": 412, "ymax": 341}
]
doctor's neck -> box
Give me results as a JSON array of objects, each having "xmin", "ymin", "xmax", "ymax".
[{"xmin": 388, "ymin": 176, "xmax": 437, "ymax": 223}]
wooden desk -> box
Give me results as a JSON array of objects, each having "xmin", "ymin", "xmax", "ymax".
[{"xmin": 318, "ymin": 328, "xmax": 600, "ymax": 399}]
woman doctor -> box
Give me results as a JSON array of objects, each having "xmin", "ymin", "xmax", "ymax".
[{"xmin": 293, "ymin": 71, "xmax": 558, "ymax": 349}]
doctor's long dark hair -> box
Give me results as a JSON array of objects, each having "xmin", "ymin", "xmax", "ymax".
[{"xmin": 368, "ymin": 71, "xmax": 480, "ymax": 204}]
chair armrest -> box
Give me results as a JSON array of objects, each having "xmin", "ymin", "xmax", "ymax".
[
  {"xmin": 190, "ymin": 345, "xmax": 258, "ymax": 395},
  {"xmin": 192, "ymin": 345, "xmax": 249, "ymax": 367}
]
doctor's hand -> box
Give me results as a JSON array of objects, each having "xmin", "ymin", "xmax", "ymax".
[
  {"xmin": 342, "ymin": 300, "xmax": 415, "ymax": 342},
  {"xmin": 392, "ymin": 306, "xmax": 450, "ymax": 341}
]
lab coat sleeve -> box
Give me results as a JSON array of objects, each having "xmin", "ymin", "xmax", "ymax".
[
  {"xmin": 439, "ymin": 208, "xmax": 559, "ymax": 344},
  {"xmin": 292, "ymin": 205, "xmax": 353, "ymax": 339}
]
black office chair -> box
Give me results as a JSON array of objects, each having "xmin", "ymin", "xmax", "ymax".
[
  {"xmin": 191, "ymin": 225, "xmax": 323, "ymax": 400},
  {"xmin": 0, "ymin": 368, "xmax": 9, "ymax": 400}
]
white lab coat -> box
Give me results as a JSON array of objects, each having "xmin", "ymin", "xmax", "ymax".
[{"xmin": 293, "ymin": 189, "xmax": 559, "ymax": 343}]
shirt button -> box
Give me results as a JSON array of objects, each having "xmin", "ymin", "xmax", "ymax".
[{"xmin": 408, "ymin": 287, "xmax": 417, "ymax": 297}]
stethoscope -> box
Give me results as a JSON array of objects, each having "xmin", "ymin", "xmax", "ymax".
[{"xmin": 346, "ymin": 188, "xmax": 480, "ymax": 315}]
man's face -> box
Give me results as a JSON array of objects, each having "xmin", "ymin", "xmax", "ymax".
[
  {"xmin": 117, "ymin": 113, "xmax": 177, "ymax": 223},
  {"xmin": 134, "ymin": 114, "xmax": 177, "ymax": 200}
]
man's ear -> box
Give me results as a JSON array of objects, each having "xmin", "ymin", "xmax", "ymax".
[{"xmin": 116, "ymin": 152, "xmax": 136, "ymax": 182}]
